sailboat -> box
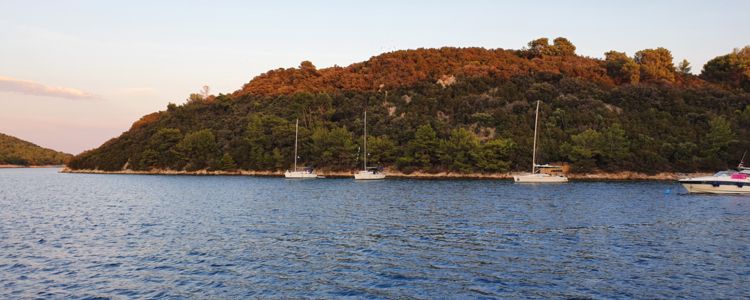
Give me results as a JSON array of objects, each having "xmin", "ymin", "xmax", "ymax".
[
  {"xmin": 284, "ymin": 119, "xmax": 317, "ymax": 179},
  {"xmin": 354, "ymin": 95, "xmax": 385, "ymax": 180},
  {"xmin": 513, "ymin": 101, "xmax": 568, "ymax": 183}
]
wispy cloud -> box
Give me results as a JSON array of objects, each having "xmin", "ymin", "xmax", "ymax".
[{"xmin": 0, "ymin": 76, "xmax": 100, "ymax": 100}]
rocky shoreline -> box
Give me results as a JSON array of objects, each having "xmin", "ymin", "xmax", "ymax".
[{"xmin": 59, "ymin": 167, "xmax": 709, "ymax": 181}]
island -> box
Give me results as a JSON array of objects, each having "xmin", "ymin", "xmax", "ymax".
[{"xmin": 64, "ymin": 37, "xmax": 750, "ymax": 179}]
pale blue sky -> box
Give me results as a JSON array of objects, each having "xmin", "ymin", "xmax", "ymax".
[{"xmin": 1, "ymin": 0, "xmax": 748, "ymax": 154}]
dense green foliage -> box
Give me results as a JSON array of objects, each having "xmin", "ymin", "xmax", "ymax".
[
  {"xmin": 68, "ymin": 40, "xmax": 750, "ymax": 174},
  {"xmin": 0, "ymin": 133, "xmax": 71, "ymax": 165},
  {"xmin": 701, "ymin": 46, "xmax": 750, "ymax": 92},
  {"xmin": 604, "ymin": 51, "xmax": 641, "ymax": 84}
]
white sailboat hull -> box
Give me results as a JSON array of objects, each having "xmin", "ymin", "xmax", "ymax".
[
  {"xmin": 354, "ymin": 171, "xmax": 385, "ymax": 180},
  {"xmin": 513, "ymin": 173, "xmax": 568, "ymax": 183},
  {"xmin": 284, "ymin": 171, "xmax": 318, "ymax": 179}
]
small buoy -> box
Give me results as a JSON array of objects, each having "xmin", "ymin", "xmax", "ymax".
[{"xmin": 664, "ymin": 188, "xmax": 671, "ymax": 195}]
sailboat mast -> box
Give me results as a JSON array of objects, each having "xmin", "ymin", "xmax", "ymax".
[
  {"xmin": 294, "ymin": 118, "xmax": 298, "ymax": 172},
  {"xmin": 532, "ymin": 101, "xmax": 540, "ymax": 173},
  {"xmin": 363, "ymin": 109, "xmax": 367, "ymax": 171}
]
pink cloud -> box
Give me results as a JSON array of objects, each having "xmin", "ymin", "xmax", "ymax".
[{"xmin": 0, "ymin": 76, "xmax": 100, "ymax": 100}]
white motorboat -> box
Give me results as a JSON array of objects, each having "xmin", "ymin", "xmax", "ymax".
[
  {"xmin": 513, "ymin": 101, "xmax": 568, "ymax": 183},
  {"xmin": 284, "ymin": 119, "xmax": 317, "ymax": 179},
  {"xmin": 354, "ymin": 91, "xmax": 386, "ymax": 180},
  {"xmin": 679, "ymin": 156, "xmax": 750, "ymax": 194}
]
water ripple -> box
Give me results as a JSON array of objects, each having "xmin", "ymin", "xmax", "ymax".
[{"xmin": 1, "ymin": 168, "xmax": 749, "ymax": 298}]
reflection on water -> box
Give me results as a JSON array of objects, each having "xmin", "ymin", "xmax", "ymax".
[{"xmin": 1, "ymin": 168, "xmax": 748, "ymax": 298}]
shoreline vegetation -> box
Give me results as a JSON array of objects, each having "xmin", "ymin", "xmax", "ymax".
[
  {"xmin": 1, "ymin": 164, "xmax": 65, "ymax": 169},
  {"xmin": 59, "ymin": 167, "xmax": 709, "ymax": 181}
]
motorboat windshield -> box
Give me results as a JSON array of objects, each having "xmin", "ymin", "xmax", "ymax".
[{"xmin": 713, "ymin": 170, "xmax": 734, "ymax": 177}]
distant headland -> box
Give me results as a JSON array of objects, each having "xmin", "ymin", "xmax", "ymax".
[{"xmin": 0, "ymin": 133, "xmax": 71, "ymax": 167}]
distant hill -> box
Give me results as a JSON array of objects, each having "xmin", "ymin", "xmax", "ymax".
[
  {"xmin": 0, "ymin": 133, "xmax": 71, "ymax": 166},
  {"xmin": 67, "ymin": 38, "xmax": 750, "ymax": 174}
]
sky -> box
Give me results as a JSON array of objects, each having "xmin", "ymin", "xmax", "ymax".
[{"xmin": 1, "ymin": 0, "xmax": 748, "ymax": 154}]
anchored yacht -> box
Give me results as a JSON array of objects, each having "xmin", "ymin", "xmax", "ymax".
[
  {"xmin": 513, "ymin": 101, "xmax": 568, "ymax": 183},
  {"xmin": 354, "ymin": 91, "xmax": 386, "ymax": 180},
  {"xmin": 355, "ymin": 167, "xmax": 386, "ymax": 180},
  {"xmin": 284, "ymin": 119, "xmax": 318, "ymax": 179},
  {"xmin": 679, "ymin": 157, "xmax": 750, "ymax": 194}
]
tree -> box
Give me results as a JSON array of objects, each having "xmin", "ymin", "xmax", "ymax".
[
  {"xmin": 551, "ymin": 37, "xmax": 576, "ymax": 56},
  {"xmin": 701, "ymin": 46, "xmax": 750, "ymax": 91},
  {"xmin": 600, "ymin": 123, "xmax": 630, "ymax": 169},
  {"xmin": 175, "ymin": 129, "xmax": 220, "ymax": 170},
  {"xmin": 289, "ymin": 92, "xmax": 334, "ymax": 127},
  {"xmin": 309, "ymin": 126, "xmax": 357, "ymax": 170},
  {"xmin": 475, "ymin": 138, "xmax": 515, "ymax": 172},
  {"xmin": 438, "ymin": 128, "xmax": 480, "ymax": 173},
  {"xmin": 677, "ymin": 59, "xmax": 692, "ymax": 74},
  {"xmin": 272, "ymin": 148, "xmax": 285, "ymax": 170},
  {"xmin": 366, "ymin": 136, "xmax": 397, "ymax": 166},
  {"xmin": 186, "ymin": 85, "xmax": 212, "ymax": 104},
  {"xmin": 561, "ymin": 129, "xmax": 603, "ymax": 172},
  {"xmin": 145, "ymin": 128, "xmax": 183, "ymax": 169},
  {"xmin": 701, "ymin": 117, "xmax": 733, "ymax": 164},
  {"xmin": 300, "ymin": 60, "xmax": 317, "ymax": 71},
  {"xmin": 604, "ymin": 51, "xmax": 640, "ymax": 84},
  {"xmin": 400, "ymin": 124, "xmax": 439, "ymax": 170},
  {"xmin": 186, "ymin": 93, "xmax": 204, "ymax": 104},
  {"xmin": 525, "ymin": 37, "xmax": 576, "ymax": 57},
  {"xmin": 244, "ymin": 114, "xmax": 287, "ymax": 169},
  {"xmin": 525, "ymin": 82, "xmax": 558, "ymax": 102},
  {"xmin": 634, "ymin": 47, "xmax": 676, "ymax": 82},
  {"xmin": 527, "ymin": 38, "xmax": 550, "ymax": 57}
]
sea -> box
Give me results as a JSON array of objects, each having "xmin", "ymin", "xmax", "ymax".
[{"xmin": 1, "ymin": 168, "xmax": 748, "ymax": 299}]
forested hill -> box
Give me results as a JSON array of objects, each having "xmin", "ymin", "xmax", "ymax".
[
  {"xmin": 67, "ymin": 38, "xmax": 750, "ymax": 174},
  {"xmin": 0, "ymin": 133, "xmax": 71, "ymax": 166}
]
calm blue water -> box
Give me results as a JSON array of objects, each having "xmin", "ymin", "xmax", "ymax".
[{"xmin": 0, "ymin": 168, "xmax": 748, "ymax": 299}]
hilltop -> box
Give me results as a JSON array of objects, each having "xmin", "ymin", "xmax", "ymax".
[
  {"xmin": 67, "ymin": 38, "xmax": 750, "ymax": 175},
  {"xmin": 0, "ymin": 133, "xmax": 71, "ymax": 166},
  {"xmin": 236, "ymin": 39, "xmax": 706, "ymax": 97}
]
